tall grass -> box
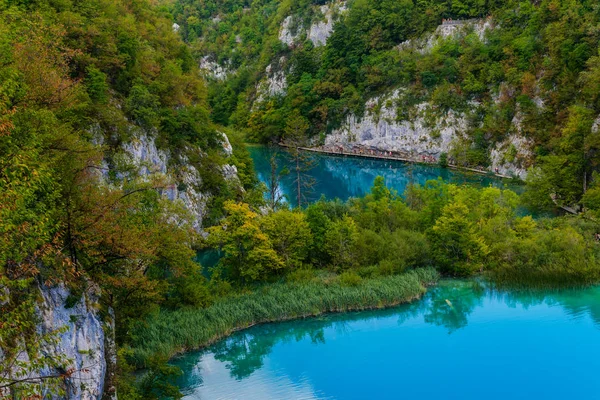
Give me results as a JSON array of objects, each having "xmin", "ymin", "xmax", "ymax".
[{"xmin": 129, "ymin": 268, "xmax": 439, "ymax": 366}]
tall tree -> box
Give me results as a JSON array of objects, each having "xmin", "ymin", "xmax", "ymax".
[{"xmin": 283, "ymin": 110, "xmax": 315, "ymax": 208}]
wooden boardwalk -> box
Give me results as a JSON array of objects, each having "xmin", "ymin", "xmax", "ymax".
[{"xmin": 279, "ymin": 144, "xmax": 514, "ymax": 180}]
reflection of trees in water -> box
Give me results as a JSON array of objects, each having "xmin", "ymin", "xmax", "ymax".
[
  {"xmin": 499, "ymin": 286, "xmax": 600, "ymax": 327},
  {"xmin": 175, "ymin": 282, "xmax": 600, "ymax": 383},
  {"xmin": 423, "ymin": 281, "xmax": 486, "ymax": 333},
  {"xmin": 210, "ymin": 321, "xmax": 330, "ymax": 380},
  {"xmin": 250, "ymin": 145, "xmax": 511, "ymax": 206}
]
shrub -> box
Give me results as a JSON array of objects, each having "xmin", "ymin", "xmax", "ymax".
[
  {"xmin": 287, "ymin": 268, "xmax": 316, "ymax": 283},
  {"xmin": 439, "ymin": 152, "xmax": 448, "ymax": 168},
  {"xmin": 339, "ymin": 271, "xmax": 362, "ymax": 287}
]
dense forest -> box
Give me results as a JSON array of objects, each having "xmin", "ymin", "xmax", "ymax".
[
  {"xmin": 174, "ymin": 0, "xmax": 600, "ymax": 210},
  {"xmin": 0, "ymin": 0, "xmax": 257, "ymax": 397},
  {"xmin": 1, "ymin": 0, "xmax": 600, "ymax": 398}
]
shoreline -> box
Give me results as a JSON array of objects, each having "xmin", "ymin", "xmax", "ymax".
[
  {"xmin": 168, "ymin": 292, "xmax": 426, "ymax": 361},
  {"xmin": 130, "ymin": 269, "xmax": 439, "ymax": 367},
  {"xmin": 278, "ymin": 143, "xmax": 516, "ymax": 180}
]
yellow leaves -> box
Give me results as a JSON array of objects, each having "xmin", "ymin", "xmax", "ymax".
[
  {"xmin": 0, "ymin": 107, "xmax": 16, "ymax": 137},
  {"xmin": 514, "ymin": 216, "xmax": 537, "ymax": 238},
  {"xmin": 206, "ymin": 201, "xmax": 286, "ymax": 281},
  {"xmin": 12, "ymin": 24, "xmax": 83, "ymax": 111}
]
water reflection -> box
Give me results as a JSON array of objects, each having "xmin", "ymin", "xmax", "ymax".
[
  {"xmin": 248, "ymin": 146, "xmax": 519, "ymax": 207},
  {"xmin": 172, "ymin": 281, "xmax": 600, "ymax": 399}
]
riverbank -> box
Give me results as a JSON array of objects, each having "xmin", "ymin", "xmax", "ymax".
[
  {"xmin": 129, "ymin": 268, "xmax": 439, "ymax": 367},
  {"xmin": 172, "ymin": 281, "xmax": 600, "ymax": 400},
  {"xmin": 279, "ymin": 143, "xmax": 516, "ymax": 180}
]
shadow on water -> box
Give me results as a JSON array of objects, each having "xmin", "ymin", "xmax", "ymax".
[{"xmin": 171, "ymin": 281, "xmax": 600, "ymax": 390}]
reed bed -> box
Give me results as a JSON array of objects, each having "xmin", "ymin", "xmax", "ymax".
[{"xmin": 129, "ymin": 268, "xmax": 439, "ymax": 366}]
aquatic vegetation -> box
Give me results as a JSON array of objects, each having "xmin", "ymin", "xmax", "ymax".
[{"xmin": 129, "ymin": 268, "xmax": 439, "ymax": 366}]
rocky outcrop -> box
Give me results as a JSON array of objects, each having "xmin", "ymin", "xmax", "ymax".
[
  {"xmin": 0, "ymin": 285, "xmax": 108, "ymax": 400},
  {"xmin": 326, "ymin": 86, "xmax": 534, "ymax": 177},
  {"xmin": 121, "ymin": 130, "xmax": 239, "ymax": 231},
  {"xmin": 199, "ymin": 56, "xmax": 230, "ymax": 80},
  {"xmin": 255, "ymin": 56, "xmax": 288, "ymax": 102},
  {"xmin": 39, "ymin": 284, "xmax": 107, "ymax": 400},
  {"xmin": 397, "ymin": 18, "xmax": 494, "ymax": 53},
  {"xmin": 279, "ymin": 1, "xmax": 347, "ymax": 47},
  {"xmin": 326, "ymin": 90, "xmax": 469, "ymax": 158},
  {"xmin": 489, "ymin": 133, "xmax": 533, "ymax": 179}
]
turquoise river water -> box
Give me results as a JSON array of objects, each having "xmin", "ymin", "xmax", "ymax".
[
  {"xmin": 247, "ymin": 145, "xmax": 519, "ymax": 206},
  {"xmin": 196, "ymin": 146, "xmax": 522, "ymax": 269},
  {"xmin": 172, "ymin": 281, "xmax": 600, "ymax": 399},
  {"xmin": 178, "ymin": 147, "xmax": 596, "ymax": 399}
]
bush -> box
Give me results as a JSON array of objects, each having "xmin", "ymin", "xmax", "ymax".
[
  {"xmin": 355, "ymin": 265, "xmax": 381, "ymax": 278},
  {"xmin": 339, "ymin": 271, "xmax": 362, "ymax": 287},
  {"xmin": 439, "ymin": 152, "xmax": 448, "ymax": 168},
  {"xmin": 287, "ymin": 268, "xmax": 316, "ymax": 283}
]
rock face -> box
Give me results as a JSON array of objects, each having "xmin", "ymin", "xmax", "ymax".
[
  {"xmin": 325, "ymin": 18, "xmax": 535, "ymax": 178},
  {"xmin": 326, "ymin": 87, "xmax": 533, "ymax": 178},
  {"xmin": 0, "ymin": 285, "xmax": 108, "ymax": 399},
  {"xmin": 120, "ymin": 130, "xmax": 239, "ymax": 231},
  {"xmin": 256, "ymin": 58, "xmax": 288, "ymax": 100},
  {"xmin": 279, "ymin": 1, "xmax": 347, "ymax": 47},
  {"xmin": 489, "ymin": 133, "xmax": 533, "ymax": 179},
  {"xmin": 199, "ymin": 55, "xmax": 229, "ymax": 80},
  {"xmin": 397, "ymin": 18, "xmax": 494, "ymax": 53},
  {"xmin": 39, "ymin": 284, "xmax": 107, "ymax": 400},
  {"xmin": 326, "ymin": 90, "xmax": 468, "ymax": 159}
]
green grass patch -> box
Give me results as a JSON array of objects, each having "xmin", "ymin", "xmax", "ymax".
[{"xmin": 129, "ymin": 268, "xmax": 439, "ymax": 367}]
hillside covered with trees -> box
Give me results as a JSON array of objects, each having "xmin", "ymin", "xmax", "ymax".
[
  {"xmin": 174, "ymin": 0, "xmax": 600, "ymax": 211},
  {"xmin": 0, "ymin": 0, "xmax": 257, "ymax": 397},
  {"xmin": 2, "ymin": 0, "xmax": 600, "ymax": 399}
]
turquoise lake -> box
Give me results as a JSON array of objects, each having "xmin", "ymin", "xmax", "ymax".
[
  {"xmin": 197, "ymin": 146, "xmax": 524, "ymax": 270},
  {"xmin": 176, "ymin": 147, "xmax": 593, "ymax": 399},
  {"xmin": 248, "ymin": 145, "xmax": 519, "ymax": 206},
  {"xmin": 172, "ymin": 281, "xmax": 600, "ymax": 399}
]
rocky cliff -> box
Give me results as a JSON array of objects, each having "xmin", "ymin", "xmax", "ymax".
[
  {"xmin": 1, "ymin": 284, "xmax": 111, "ymax": 400},
  {"xmin": 324, "ymin": 19, "xmax": 534, "ymax": 179},
  {"xmin": 38, "ymin": 284, "xmax": 110, "ymax": 400},
  {"xmin": 278, "ymin": 1, "xmax": 347, "ymax": 47},
  {"xmin": 108, "ymin": 127, "xmax": 239, "ymax": 231},
  {"xmin": 11, "ymin": 127, "xmax": 240, "ymax": 399}
]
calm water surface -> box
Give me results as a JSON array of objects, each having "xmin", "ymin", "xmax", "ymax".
[
  {"xmin": 248, "ymin": 146, "xmax": 520, "ymax": 206},
  {"xmin": 172, "ymin": 281, "xmax": 600, "ymax": 399}
]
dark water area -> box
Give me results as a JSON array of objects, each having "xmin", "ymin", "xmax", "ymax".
[
  {"xmin": 172, "ymin": 281, "xmax": 600, "ymax": 399},
  {"xmin": 248, "ymin": 145, "xmax": 522, "ymax": 207}
]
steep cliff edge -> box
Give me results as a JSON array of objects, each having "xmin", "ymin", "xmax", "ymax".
[
  {"xmin": 38, "ymin": 285, "xmax": 109, "ymax": 400},
  {"xmin": 118, "ymin": 130, "xmax": 240, "ymax": 231},
  {"xmin": 1, "ymin": 284, "xmax": 110, "ymax": 400},
  {"xmin": 322, "ymin": 19, "xmax": 534, "ymax": 179}
]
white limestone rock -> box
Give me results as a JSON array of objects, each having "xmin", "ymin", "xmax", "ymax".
[
  {"xmin": 39, "ymin": 284, "xmax": 106, "ymax": 400},
  {"xmin": 326, "ymin": 90, "xmax": 468, "ymax": 159},
  {"xmin": 398, "ymin": 18, "xmax": 494, "ymax": 53},
  {"xmin": 279, "ymin": 16, "xmax": 297, "ymax": 46},
  {"xmin": 120, "ymin": 130, "xmax": 240, "ymax": 230},
  {"xmin": 279, "ymin": 1, "xmax": 347, "ymax": 47},
  {"xmin": 490, "ymin": 133, "xmax": 533, "ymax": 179},
  {"xmin": 199, "ymin": 56, "xmax": 229, "ymax": 80},
  {"xmin": 256, "ymin": 57, "xmax": 288, "ymax": 102}
]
